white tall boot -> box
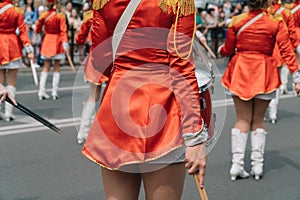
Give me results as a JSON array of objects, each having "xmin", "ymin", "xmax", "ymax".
[
  {"xmin": 38, "ymin": 71, "xmax": 50, "ymax": 100},
  {"xmin": 77, "ymin": 101, "xmax": 96, "ymax": 144},
  {"xmin": 4, "ymin": 85, "xmax": 16, "ymax": 121},
  {"xmin": 52, "ymin": 72, "xmax": 60, "ymax": 100},
  {"xmin": 268, "ymin": 89, "xmax": 280, "ymax": 124},
  {"xmin": 280, "ymin": 65, "xmax": 289, "ymax": 95},
  {"xmin": 230, "ymin": 128, "xmax": 250, "ymax": 180},
  {"xmin": 251, "ymin": 128, "xmax": 267, "ymax": 180}
]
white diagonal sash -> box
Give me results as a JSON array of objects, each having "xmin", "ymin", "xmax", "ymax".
[
  {"xmin": 237, "ymin": 12, "xmax": 265, "ymax": 37},
  {"xmin": 112, "ymin": 0, "xmax": 142, "ymax": 61},
  {"xmin": 0, "ymin": 4, "xmax": 13, "ymax": 15}
]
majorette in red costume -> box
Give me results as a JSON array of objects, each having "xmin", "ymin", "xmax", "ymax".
[
  {"xmin": 220, "ymin": 8, "xmax": 299, "ymax": 101},
  {"xmin": 0, "ymin": 0, "xmax": 34, "ymax": 121},
  {"xmin": 82, "ymin": 0, "xmax": 208, "ymax": 170},
  {"xmin": 35, "ymin": 0, "xmax": 69, "ymax": 100}
]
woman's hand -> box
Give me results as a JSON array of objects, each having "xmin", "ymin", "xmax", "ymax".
[
  {"xmin": 27, "ymin": 52, "xmax": 34, "ymax": 61},
  {"xmin": 185, "ymin": 142, "xmax": 207, "ymax": 188},
  {"xmin": 294, "ymin": 82, "xmax": 300, "ymax": 97}
]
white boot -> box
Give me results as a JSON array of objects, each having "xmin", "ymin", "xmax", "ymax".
[
  {"xmin": 280, "ymin": 65, "xmax": 289, "ymax": 95},
  {"xmin": 52, "ymin": 72, "xmax": 60, "ymax": 100},
  {"xmin": 230, "ymin": 128, "xmax": 250, "ymax": 180},
  {"xmin": 77, "ymin": 101, "xmax": 96, "ymax": 144},
  {"xmin": 268, "ymin": 90, "xmax": 280, "ymax": 124},
  {"xmin": 38, "ymin": 71, "xmax": 50, "ymax": 100},
  {"xmin": 4, "ymin": 85, "xmax": 16, "ymax": 121},
  {"xmin": 251, "ymin": 128, "xmax": 267, "ymax": 180}
]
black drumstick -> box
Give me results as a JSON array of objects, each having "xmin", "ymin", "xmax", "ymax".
[{"xmin": 5, "ymin": 97, "xmax": 63, "ymax": 134}]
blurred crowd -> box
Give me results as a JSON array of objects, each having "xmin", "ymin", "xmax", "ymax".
[
  {"xmin": 196, "ymin": 0, "xmax": 248, "ymax": 56},
  {"xmin": 16, "ymin": 0, "xmax": 91, "ymax": 66}
]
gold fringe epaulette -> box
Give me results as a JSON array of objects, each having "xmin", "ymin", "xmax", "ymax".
[
  {"xmin": 38, "ymin": 11, "xmax": 47, "ymax": 20},
  {"xmin": 14, "ymin": 6, "xmax": 24, "ymax": 15},
  {"xmin": 228, "ymin": 12, "xmax": 248, "ymax": 27},
  {"xmin": 83, "ymin": 10, "xmax": 93, "ymax": 23},
  {"xmin": 284, "ymin": 3, "xmax": 294, "ymax": 10},
  {"xmin": 270, "ymin": 13, "xmax": 283, "ymax": 21},
  {"xmin": 92, "ymin": 0, "xmax": 110, "ymax": 10},
  {"xmin": 159, "ymin": 0, "xmax": 195, "ymax": 16},
  {"xmin": 57, "ymin": 12, "xmax": 66, "ymax": 19}
]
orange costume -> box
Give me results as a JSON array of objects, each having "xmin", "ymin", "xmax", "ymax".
[
  {"xmin": 36, "ymin": 6, "xmax": 68, "ymax": 59},
  {"xmin": 0, "ymin": 0, "xmax": 33, "ymax": 68},
  {"xmin": 219, "ymin": 8, "xmax": 299, "ymax": 100},
  {"xmin": 268, "ymin": 3, "xmax": 299, "ymax": 66},
  {"xmin": 82, "ymin": 0, "xmax": 208, "ymax": 170}
]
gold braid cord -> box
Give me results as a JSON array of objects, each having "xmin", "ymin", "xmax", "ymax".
[
  {"xmin": 159, "ymin": 0, "xmax": 195, "ymax": 16},
  {"xmin": 92, "ymin": 0, "xmax": 195, "ymax": 15},
  {"xmin": 92, "ymin": 0, "xmax": 110, "ymax": 10}
]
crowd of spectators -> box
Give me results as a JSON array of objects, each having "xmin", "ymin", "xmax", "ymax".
[
  {"xmin": 17, "ymin": 0, "xmax": 91, "ymax": 66},
  {"xmin": 196, "ymin": 0, "xmax": 248, "ymax": 56}
]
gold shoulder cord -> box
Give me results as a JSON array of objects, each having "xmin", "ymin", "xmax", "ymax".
[
  {"xmin": 172, "ymin": 2, "xmax": 196, "ymax": 60},
  {"xmin": 92, "ymin": 0, "xmax": 110, "ymax": 10}
]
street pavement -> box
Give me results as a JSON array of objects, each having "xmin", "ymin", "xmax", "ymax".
[{"xmin": 0, "ymin": 59, "xmax": 299, "ymax": 200}]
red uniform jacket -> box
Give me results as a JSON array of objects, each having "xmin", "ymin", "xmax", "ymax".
[
  {"xmin": 0, "ymin": 2, "xmax": 31, "ymax": 66},
  {"xmin": 36, "ymin": 9, "xmax": 68, "ymax": 58},
  {"xmin": 82, "ymin": 0, "xmax": 205, "ymax": 170},
  {"xmin": 220, "ymin": 9, "xmax": 298, "ymax": 100}
]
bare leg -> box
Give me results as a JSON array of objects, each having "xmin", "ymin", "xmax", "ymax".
[
  {"xmin": 87, "ymin": 83, "xmax": 102, "ymax": 102},
  {"xmin": 142, "ymin": 163, "xmax": 185, "ymax": 200},
  {"xmin": 43, "ymin": 60, "xmax": 51, "ymax": 72},
  {"xmin": 232, "ymin": 96, "xmax": 253, "ymax": 133},
  {"xmin": 101, "ymin": 167, "xmax": 141, "ymax": 200},
  {"xmin": 251, "ymin": 98, "xmax": 270, "ymax": 131},
  {"xmin": 0, "ymin": 69, "xmax": 6, "ymax": 85},
  {"xmin": 53, "ymin": 60, "xmax": 60, "ymax": 72},
  {"xmin": 6, "ymin": 69, "xmax": 18, "ymax": 87}
]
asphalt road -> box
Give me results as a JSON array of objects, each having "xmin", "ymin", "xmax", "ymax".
[{"xmin": 0, "ymin": 60, "xmax": 299, "ymax": 200}]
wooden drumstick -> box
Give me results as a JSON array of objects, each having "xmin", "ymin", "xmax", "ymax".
[
  {"xmin": 66, "ymin": 52, "xmax": 76, "ymax": 73},
  {"xmin": 193, "ymin": 172, "xmax": 209, "ymax": 200},
  {"xmin": 201, "ymin": 41, "xmax": 217, "ymax": 59}
]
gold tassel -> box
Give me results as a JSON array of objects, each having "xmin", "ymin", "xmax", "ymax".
[
  {"xmin": 278, "ymin": 0, "xmax": 282, "ymax": 4},
  {"xmin": 93, "ymin": 0, "xmax": 111, "ymax": 10},
  {"xmin": 159, "ymin": 0, "xmax": 195, "ymax": 16}
]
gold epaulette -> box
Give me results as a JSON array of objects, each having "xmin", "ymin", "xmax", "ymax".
[
  {"xmin": 284, "ymin": 3, "xmax": 294, "ymax": 10},
  {"xmin": 57, "ymin": 12, "xmax": 66, "ymax": 19},
  {"xmin": 92, "ymin": 0, "xmax": 110, "ymax": 10},
  {"xmin": 159, "ymin": 0, "xmax": 195, "ymax": 16},
  {"xmin": 228, "ymin": 13, "xmax": 248, "ymax": 27},
  {"xmin": 39, "ymin": 11, "xmax": 48, "ymax": 20},
  {"xmin": 14, "ymin": 7, "xmax": 24, "ymax": 15},
  {"xmin": 270, "ymin": 13, "xmax": 283, "ymax": 21},
  {"xmin": 83, "ymin": 10, "xmax": 93, "ymax": 23}
]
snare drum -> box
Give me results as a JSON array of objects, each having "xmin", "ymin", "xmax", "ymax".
[{"xmin": 195, "ymin": 69, "xmax": 214, "ymax": 140}]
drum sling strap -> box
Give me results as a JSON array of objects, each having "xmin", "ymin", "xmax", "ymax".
[
  {"xmin": 237, "ymin": 12, "xmax": 265, "ymax": 37},
  {"xmin": 112, "ymin": 0, "xmax": 142, "ymax": 61},
  {"xmin": 0, "ymin": 3, "xmax": 13, "ymax": 15}
]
